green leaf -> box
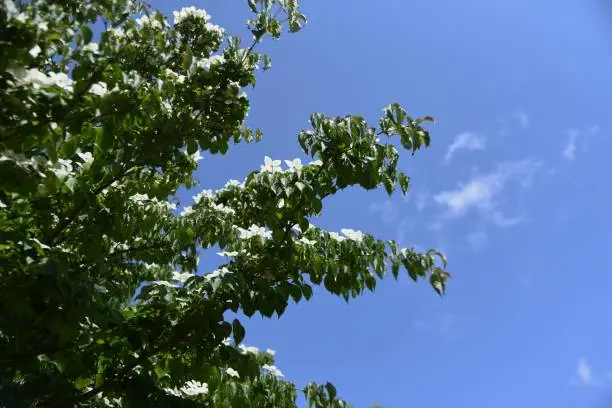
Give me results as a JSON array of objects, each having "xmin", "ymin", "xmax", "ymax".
[
  {"xmin": 182, "ymin": 49, "xmax": 193, "ymax": 71},
  {"xmin": 232, "ymin": 319, "xmax": 245, "ymax": 345},
  {"xmin": 187, "ymin": 139, "xmax": 198, "ymax": 155},
  {"xmin": 302, "ymin": 284, "xmax": 313, "ymax": 300},
  {"xmin": 81, "ymin": 25, "xmax": 93, "ymax": 44},
  {"xmin": 398, "ymin": 173, "xmax": 409, "ymax": 194},
  {"xmin": 325, "ymin": 382, "xmax": 337, "ymax": 401}
]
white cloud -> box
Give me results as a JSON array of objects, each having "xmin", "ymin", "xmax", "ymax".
[
  {"xmin": 414, "ymin": 192, "xmax": 429, "ymax": 211},
  {"xmin": 512, "ymin": 110, "xmax": 530, "ymax": 129},
  {"xmin": 433, "ymin": 160, "xmax": 541, "ymax": 218},
  {"xmin": 572, "ymin": 358, "xmax": 607, "ymax": 387},
  {"xmin": 444, "ymin": 132, "xmax": 485, "ymax": 163},
  {"xmin": 413, "ymin": 313, "xmax": 459, "ymax": 342},
  {"xmin": 395, "ymin": 217, "xmax": 417, "ymax": 246},
  {"xmin": 368, "ymin": 200, "xmax": 399, "ymax": 225},
  {"xmin": 562, "ymin": 126, "xmax": 599, "ymax": 162},
  {"xmin": 562, "ymin": 130, "xmax": 578, "ymax": 161},
  {"xmin": 467, "ymin": 230, "xmax": 487, "ymax": 251}
]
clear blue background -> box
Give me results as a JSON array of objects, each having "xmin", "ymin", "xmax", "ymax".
[{"xmin": 154, "ymin": 1, "xmax": 612, "ymax": 407}]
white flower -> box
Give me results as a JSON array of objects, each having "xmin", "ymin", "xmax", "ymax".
[
  {"xmin": 329, "ymin": 232, "xmax": 345, "ymax": 242},
  {"xmin": 76, "ymin": 151, "xmax": 94, "ymax": 167},
  {"xmin": 109, "ymin": 27, "xmax": 125, "ymax": 37},
  {"xmin": 3, "ymin": 0, "xmax": 18, "ymax": 20},
  {"xmin": 49, "ymin": 158, "xmax": 73, "ymax": 179},
  {"xmin": 222, "ymin": 337, "xmax": 231, "ymax": 346},
  {"xmin": 180, "ymin": 206, "xmax": 193, "ymax": 217},
  {"xmin": 284, "ymin": 158, "xmax": 303, "ymax": 171},
  {"xmin": 224, "ymin": 179, "xmax": 243, "ymax": 189},
  {"xmin": 211, "ymin": 203, "xmax": 235, "ymax": 215},
  {"xmin": 129, "ymin": 193, "xmax": 149, "ymax": 204},
  {"xmin": 82, "ymin": 42, "xmax": 99, "ymax": 53},
  {"xmin": 164, "ymin": 387, "xmax": 182, "ymax": 397},
  {"xmin": 260, "ymin": 156, "xmax": 281, "ymax": 173},
  {"xmin": 217, "ymin": 251, "xmax": 239, "ymax": 257},
  {"xmin": 190, "ymin": 150, "xmax": 203, "ymax": 162},
  {"xmin": 29, "ymin": 45, "xmax": 41, "ymax": 58},
  {"xmin": 262, "ymin": 364, "xmax": 284, "ymax": 378},
  {"xmin": 265, "ymin": 348, "xmax": 276, "ymax": 356},
  {"xmin": 204, "ymin": 22, "xmax": 225, "ymax": 37},
  {"xmin": 193, "ymin": 189, "xmax": 214, "ymax": 203},
  {"xmin": 341, "ymin": 228, "xmax": 364, "ymax": 242},
  {"xmin": 47, "ymin": 71, "xmax": 73, "ymax": 92},
  {"xmin": 173, "ymin": 6, "xmax": 211, "ymax": 25},
  {"xmin": 171, "ymin": 271, "xmax": 193, "ymax": 283},
  {"xmin": 209, "ymin": 54, "xmax": 225, "ymax": 66},
  {"xmin": 90, "ymin": 82, "xmax": 108, "ymax": 96},
  {"xmin": 237, "ymin": 225, "xmax": 272, "ymax": 240},
  {"xmin": 298, "ymin": 237, "xmax": 317, "ymax": 246},
  {"xmin": 0, "ymin": 200, "xmax": 6, "ymax": 208},
  {"xmin": 135, "ymin": 14, "xmax": 163, "ymax": 29},
  {"xmin": 204, "ymin": 267, "xmax": 231, "ymax": 282},
  {"xmin": 225, "ymin": 368, "xmax": 240, "ymax": 378},
  {"xmin": 309, "ymin": 159, "xmax": 323, "ymax": 166},
  {"xmin": 239, "ymin": 344, "xmax": 260, "ymax": 354},
  {"xmin": 180, "ymin": 380, "xmax": 208, "ymax": 396}
]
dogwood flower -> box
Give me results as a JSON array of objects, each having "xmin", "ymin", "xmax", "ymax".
[
  {"xmin": 225, "ymin": 368, "xmax": 240, "ymax": 378},
  {"xmin": 284, "ymin": 158, "xmax": 303, "ymax": 171},
  {"xmin": 173, "ymin": 6, "xmax": 211, "ymax": 24},
  {"xmin": 237, "ymin": 225, "xmax": 272, "ymax": 240},
  {"xmin": 262, "ymin": 364, "xmax": 284, "ymax": 378},
  {"xmin": 298, "ymin": 237, "xmax": 317, "ymax": 245},
  {"xmin": 90, "ymin": 82, "xmax": 108, "ymax": 96},
  {"xmin": 180, "ymin": 380, "xmax": 208, "ymax": 396},
  {"xmin": 193, "ymin": 189, "xmax": 214, "ymax": 203},
  {"xmin": 341, "ymin": 228, "xmax": 364, "ymax": 242},
  {"xmin": 260, "ymin": 156, "xmax": 281, "ymax": 173},
  {"xmin": 329, "ymin": 232, "xmax": 345, "ymax": 242}
]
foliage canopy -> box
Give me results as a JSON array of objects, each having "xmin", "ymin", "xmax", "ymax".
[{"xmin": 0, "ymin": 0, "xmax": 449, "ymax": 406}]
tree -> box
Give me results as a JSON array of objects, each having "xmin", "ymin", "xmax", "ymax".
[{"xmin": 0, "ymin": 0, "xmax": 450, "ymax": 406}]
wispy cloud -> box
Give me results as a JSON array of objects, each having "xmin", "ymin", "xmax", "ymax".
[
  {"xmin": 433, "ymin": 160, "xmax": 541, "ymax": 219},
  {"xmin": 512, "ymin": 110, "xmax": 530, "ymax": 130},
  {"xmin": 368, "ymin": 200, "xmax": 399, "ymax": 226},
  {"xmin": 467, "ymin": 229, "xmax": 487, "ymax": 251},
  {"xmin": 444, "ymin": 132, "xmax": 485, "ymax": 163},
  {"xmin": 572, "ymin": 358, "xmax": 606, "ymax": 387},
  {"xmin": 562, "ymin": 130, "xmax": 578, "ymax": 161},
  {"xmin": 395, "ymin": 217, "xmax": 417, "ymax": 247},
  {"xmin": 413, "ymin": 313, "xmax": 460, "ymax": 343},
  {"xmin": 562, "ymin": 126, "xmax": 599, "ymax": 162}
]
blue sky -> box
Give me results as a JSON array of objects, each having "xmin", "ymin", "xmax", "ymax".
[{"xmin": 155, "ymin": 1, "xmax": 612, "ymax": 407}]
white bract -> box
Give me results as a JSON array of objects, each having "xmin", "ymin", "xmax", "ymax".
[
  {"xmin": 193, "ymin": 189, "xmax": 214, "ymax": 203},
  {"xmin": 298, "ymin": 237, "xmax": 317, "ymax": 246},
  {"xmin": 217, "ymin": 251, "xmax": 239, "ymax": 257},
  {"xmin": 329, "ymin": 232, "xmax": 345, "ymax": 242},
  {"xmin": 341, "ymin": 228, "xmax": 364, "ymax": 242},
  {"xmin": 173, "ymin": 6, "xmax": 211, "ymax": 25},
  {"xmin": 284, "ymin": 158, "xmax": 303, "ymax": 171},
  {"xmin": 260, "ymin": 156, "xmax": 281, "ymax": 173},
  {"xmin": 82, "ymin": 42, "xmax": 99, "ymax": 53},
  {"xmin": 211, "ymin": 203, "xmax": 235, "ymax": 215},
  {"xmin": 29, "ymin": 45, "xmax": 41, "ymax": 58},
  {"xmin": 90, "ymin": 82, "xmax": 108, "ymax": 96},
  {"xmin": 180, "ymin": 206, "xmax": 193, "ymax": 217},
  {"xmin": 171, "ymin": 271, "xmax": 193, "ymax": 283},
  {"xmin": 238, "ymin": 344, "xmax": 260, "ymax": 355},
  {"xmin": 237, "ymin": 225, "xmax": 272, "ymax": 240},
  {"xmin": 225, "ymin": 368, "xmax": 240, "ymax": 378},
  {"xmin": 262, "ymin": 364, "xmax": 284, "ymax": 378}
]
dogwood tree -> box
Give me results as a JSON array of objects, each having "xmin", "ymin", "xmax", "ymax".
[{"xmin": 0, "ymin": 0, "xmax": 450, "ymax": 406}]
